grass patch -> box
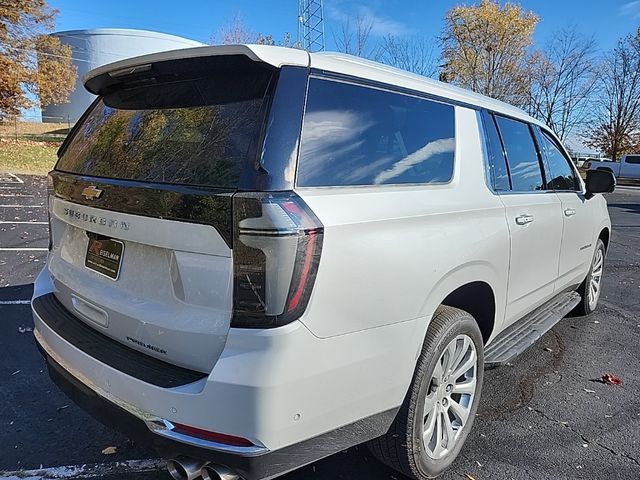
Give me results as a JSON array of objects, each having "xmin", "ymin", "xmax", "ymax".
[
  {"xmin": 0, "ymin": 139, "xmax": 59, "ymax": 174},
  {"xmin": 0, "ymin": 121, "xmax": 69, "ymax": 137}
]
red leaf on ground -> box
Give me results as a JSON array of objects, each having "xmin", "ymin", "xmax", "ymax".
[{"xmin": 601, "ymin": 374, "xmax": 623, "ymax": 385}]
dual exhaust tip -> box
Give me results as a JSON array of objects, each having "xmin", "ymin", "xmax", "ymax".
[{"xmin": 167, "ymin": 456, "xmax": 240, "ymax": 480}]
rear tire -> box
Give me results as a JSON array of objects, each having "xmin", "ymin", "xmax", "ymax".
[
  {"xmin": 368, "ymin": 306, "xmax": 484, "ymax": 479},
  {"xmin": 573, "ymin": 239, "xmax": 606, "ymax": 316}
]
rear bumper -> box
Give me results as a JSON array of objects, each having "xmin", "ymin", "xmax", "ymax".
[
  {"xmin": 36, "ymin": 329, "xmax": 397, "ymax": 480},
  {"xmin": 32, "ymin": 267, "xmax": 418, "ymax": 478}
]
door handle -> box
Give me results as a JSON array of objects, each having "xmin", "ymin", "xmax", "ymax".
[
  {"xmin": 515, "ymin": 215, "xmax": 534, "ymax": 225},
  {"xmin": 564, "ymin": 208, "xmax": 576, "ymax": 217}
]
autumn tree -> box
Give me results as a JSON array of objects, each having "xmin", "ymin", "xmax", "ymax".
[
  {"xmin": 528, "ymin": 27, "xmax": 598, "ymax": 141},
  {"xmin": 440, "ymin": 0, "xmax": 538, "ymax": 106},
  {"xmin": 584, "ymin": 28, "xmax": 640, "ymax": 160},
  {"xmin": 378, "ymin": 35, "xmax": 438, "ymax": 77},
  {"xmin": 0, "ymin": 0, "xmax": 76, "ymax": 118}
]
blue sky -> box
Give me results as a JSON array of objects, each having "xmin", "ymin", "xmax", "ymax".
[{"xmin": 49, "ymin": 0, "xmax": 640, "ymax": 53}]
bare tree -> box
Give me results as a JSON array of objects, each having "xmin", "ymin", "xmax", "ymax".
[
  {"xmin": 528, "ymin": 27, "xmax": 598, "ymax": 141},
  {"xmin": 584, "ymin": 28, "xmax": 640, "ymax": 160},
  {"xmin": 212, "ymin": 14, "xmax": 297, "ymax": 48},
  {"xmin": 214, "ymin": 14, "xmax": 256, "ymax": 45},
  {"xmin": 378, "ymin": 35, "xmax": 438, "ymax": 77},
  {"xmin": 333, "ymin": 13, "xmax": 377, "ymax": 58}
]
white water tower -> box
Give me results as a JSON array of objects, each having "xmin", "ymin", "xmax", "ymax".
[{"xmin": 42, "ymin": 28, "xmax": 205, "ymax": 123}]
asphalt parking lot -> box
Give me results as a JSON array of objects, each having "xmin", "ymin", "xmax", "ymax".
[{"xmin": 1, "ymin": 174, "xmax": 638, "ymax": 480}]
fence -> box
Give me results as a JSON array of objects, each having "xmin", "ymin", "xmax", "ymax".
[{"xmin": 0, "ymin": 114, "xmax": 75, "ymax": 144}]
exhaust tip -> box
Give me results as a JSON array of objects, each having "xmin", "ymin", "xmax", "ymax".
[
  {"xmin": 166, "ymin": 459, "xmax": 188, "ymax": 480},
  {"xmin": 166, "ymin": 457, "xmax": 208, "ymax": 480},
  {"xmin": 201, "ymin": 463, "xmax": 240, "ymax": 480}
]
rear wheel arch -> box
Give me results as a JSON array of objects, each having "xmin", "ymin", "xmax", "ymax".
[{"xmin": 440, "ymin": 281, "xmax": 496, "ymax": 344}]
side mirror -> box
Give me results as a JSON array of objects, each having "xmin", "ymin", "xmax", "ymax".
[{"xmin": 585, "ymin": 169, "xmax": 616, "ymax": 199}]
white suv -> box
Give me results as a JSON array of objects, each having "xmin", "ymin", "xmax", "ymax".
[{"xmin": 32, "ymin": 45, "xmax": 615, "ymax": 480}]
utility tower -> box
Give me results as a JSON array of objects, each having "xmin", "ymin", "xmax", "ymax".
[{"xmin": 298, "ymin": 0, "xmax": 325, "ymax": 52}]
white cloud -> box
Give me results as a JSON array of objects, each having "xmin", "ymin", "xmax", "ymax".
[
  {"xmin": 621, "ymin": 1, "xmax": 640, "ymax": 17},
  {"xmin": 325, "ymin": 2, "xmax": 412, "ymax": 37},
  {"xmin": 359, "ymin": 6, "xmax": 412, "ymax": 37}
]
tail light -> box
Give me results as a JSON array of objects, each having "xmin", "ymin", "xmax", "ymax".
[
  {"xmin": 231, "ymin": 192, "xmax": 323, "ymax": 328},
  {"xmin": 170, "ymin": 422, "xmax": 255, "ymax": 447},
  {"xmin": 47, "ymin": 174, "xmax": 54, "ymax": 251}
]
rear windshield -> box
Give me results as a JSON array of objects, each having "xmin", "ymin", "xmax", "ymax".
[{"xmin": 56, "ymin": 70, "xmax": 273, "ymax": 188}]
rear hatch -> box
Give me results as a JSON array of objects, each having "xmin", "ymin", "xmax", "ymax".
[{"xmin": 47, "ymin": 53, "xmax": 278, "ymax": 373}]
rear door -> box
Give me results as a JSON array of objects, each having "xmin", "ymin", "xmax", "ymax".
[
  {"xmin": 48, "ymin": 57, "xmax": 276, "ymax": 373},
  {"xmin": 488, "ymin": 114, "xmax": 563, "ymax": 324},
  {"xmin": 535, "ymin": 127, "xmax": 593, "ymax": 288}
]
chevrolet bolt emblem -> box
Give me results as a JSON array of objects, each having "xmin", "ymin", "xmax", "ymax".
[{"xmin": 81, "ymin": 186, "xmax": 103, "ymax": 200}]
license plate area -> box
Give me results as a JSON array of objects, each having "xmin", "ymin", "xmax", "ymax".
[{"xmin": 85, "ymin": 233, "xmax": 124, "ymax": 280}]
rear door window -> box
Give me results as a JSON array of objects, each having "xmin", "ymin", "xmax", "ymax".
[
  {"xmin": 297, "ymin": 78, "xmax": 455, "ymax": 187},
  {"xmin": 495, "ymin": 116, "xmax": 545, "ymax": 192},
  {"xmin": 625, "ymin": 155, "xmax": 640, "ymax": 164},
  {"xmin": 537, "ymin": 129, "xmax": 580, "ymax": 191},
  {"xmin": 56, "ymin": 71, "xmax": 274, "ymax": 188}
]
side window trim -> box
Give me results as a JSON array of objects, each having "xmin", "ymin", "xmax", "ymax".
[
  {"xmin": 528, "ymin": 123, "xmax": 550, "ymax": 190},
  {"xmin": 530, "ymin": 125, "xmax": 553, "ymax": 190},
  {"xmin": 477, "ymin": 110, "xmax": 495, "ymax": 191},
  {"xmin": 490, "ymin": 113, "xmax": 512, "ymax": 190},
  {"xmin": 479, "ymin": 109, "xmax": 512, "ymax": 192}
]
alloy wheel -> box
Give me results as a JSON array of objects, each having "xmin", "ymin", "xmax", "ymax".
[
  {"xmin": 588, "ymin": 247, "xmax": 604, "ymax": 311},
  {"xmin": 422, "ymin": 334, "xmax": 478, "ymax": 460}
]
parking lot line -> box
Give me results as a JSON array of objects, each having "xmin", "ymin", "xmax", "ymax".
[
  {"xmin": 0, "ymin": 173, "xmax": 24, "ymax": 185},
  {"xmin": 0, "ymin": 205, "xmax": 46, "ymax": 208},
  {"xmin": 7, "ymin": 173, "xmax": 24, "ymax": 184},
  {"xmin": 0, "ymin": 300, "xmax": 31, "ymax": 305},
  {"xmin": 0, "ymin": 458, "xmax": 164, "ymax": 480},
  {"xmin": 0, "ymin": 221, "xmax": 48, "ymax": 224},
  {"xmin": 0, "ymin": 248, "xmax": 48, "ymax": 251}
]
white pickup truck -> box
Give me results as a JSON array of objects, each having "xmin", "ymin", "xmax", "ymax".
[{"xmin": 586, "ymin": 154, "xmax": 640, "ymax": 181}]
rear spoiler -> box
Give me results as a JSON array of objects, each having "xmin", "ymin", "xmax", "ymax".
[{"xmin": 83, "ymin": 44, "xmax": 310, "ymax": 96}]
